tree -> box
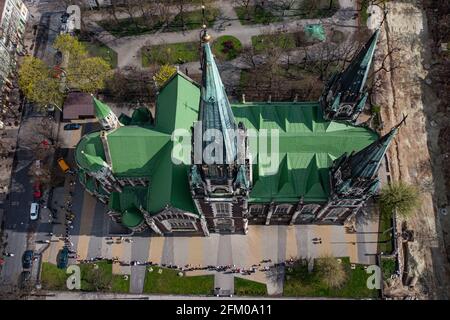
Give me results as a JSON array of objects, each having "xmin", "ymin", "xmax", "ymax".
[
  {"xmin": 53, "ymin": 34, "xmax": 112, "ymax": 93},
  {"xmin": 379, "ymin": 182, "xmax": 421, "ymax": 218},
  {"xmin": 68, "ymin": 57, "xmax": 112, "ymax": 93},
  {"xmin": 18, "ymin": 56, "xmax": 64, "ymax": 109},
  {"xmin": 53, "ymin": 33, "xmax": 87, "ymax": 63},
  {"xmin": 315, "ymin": 256, "xmax": 347, "ymax": 289},
  {"xmin": 153, "ymin": 64, "xmax": 177, "ymax": 87}
]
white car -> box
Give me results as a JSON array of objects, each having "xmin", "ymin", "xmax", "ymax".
[{"xmin": 30, "ymin": 203, "xmax": 40, "ymax": 221}]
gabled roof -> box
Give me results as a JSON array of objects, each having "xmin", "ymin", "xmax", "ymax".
[
  {"xmin": 154, "ymin": 72, "xmax": 201, "ymax": 134},
  {"xmin": 232, "ymin": 102, "xmax": 378, "ymax": 203},
  {"xmin": 76, "ymin": 74, "xmax": 200, "ymax": 216}
]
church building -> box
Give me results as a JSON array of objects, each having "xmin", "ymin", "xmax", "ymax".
[{"xmin": 74, "ymin": 28, "xmax": 401, "ymax": 236}]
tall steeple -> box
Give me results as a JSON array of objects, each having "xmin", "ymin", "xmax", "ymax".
[
  {"xmin": 198, "ymin": 29, "xmax": 238, "ymax": 166},
  {"xmin": 188, "ymin": 25, "xmax": 251, "ymax": 235},
  {"xmin": 92, "ymin": 95, "xmax": 120, "ymax": 130},
  {"xmin": 331, "ymin": 117, "xmax": 405, "ymax": 198},
  {"xmin": 321, "ymin": 29, "xmax": 380, "ymax": 122}
]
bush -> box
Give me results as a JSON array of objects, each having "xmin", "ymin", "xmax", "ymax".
[
  {"xmin": 379, "ymin": 182, "xmax": 421, "ymax": 218},
  {"xmin": 315, "ymin": 256, "xmax": 347, "ymax": 289},
  {"xmin": 212, "ymin": 36, "xmax": 242, "ymax": 61}
]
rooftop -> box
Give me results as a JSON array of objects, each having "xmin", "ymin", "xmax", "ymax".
[{"xmin": 75, "ymin": 73, "xmax": 378, "ymax": 216}]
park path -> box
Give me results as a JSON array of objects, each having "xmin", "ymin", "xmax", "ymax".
[{"xmin": 84, "ymin": 0, "xmax": 359, "ymax": 69}]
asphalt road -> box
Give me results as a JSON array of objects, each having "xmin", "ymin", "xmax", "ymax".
[
  {"xmin": 0, "ymin": 148, "xmax": 35, "ymax": 288},
  {"xmin": 0, "ymin": 7, "xmax": 62, "ymax": 291}
]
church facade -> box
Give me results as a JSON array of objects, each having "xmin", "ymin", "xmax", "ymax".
[{"xmin": 75, "ymin": 29, "xmax": 400, "ymax": 236}]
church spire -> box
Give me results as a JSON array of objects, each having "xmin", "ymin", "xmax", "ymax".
[
  {"xmin": 199, "ymin": 29, "xmax": 237, "ymax": 165},
  {"xmin": 331, "ymin": 116, "xmax": 405, "ymax": 197},
  {"xmin": 92, "ymin": 95, "xmax": 120, "ymax": 130},
  {"xmin": 349, "ymin": 116, "xmax": 403, "ymax": 179},
  {"xmin": 321, "ymin": 29, "xmax": 380, "ymax": 122}
]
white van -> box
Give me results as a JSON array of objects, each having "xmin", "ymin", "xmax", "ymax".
[{"xmin": 30, "ymin": 203, "xmax": 39, "ymax": 221}]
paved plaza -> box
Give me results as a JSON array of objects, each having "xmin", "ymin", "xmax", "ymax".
[{"xmin": 41, "ymin": 172, "xmax": 379, "ymax": 294}]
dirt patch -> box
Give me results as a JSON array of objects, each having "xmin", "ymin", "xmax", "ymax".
[{"xmin": 369, "ymin": 2, "xmax": 450, "ymax": 299}]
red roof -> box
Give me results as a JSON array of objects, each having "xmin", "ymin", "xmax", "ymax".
[{"xmin": 63, "ymin": 92, "xmax": 95, "ymax": 120}]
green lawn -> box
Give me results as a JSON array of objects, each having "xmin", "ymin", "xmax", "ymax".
[
  {"xmin": 142, "ymin": 42, "xmax": 199, "ymax": 67},
  {"xmin": 82, "ymin": 41, "xmax": 118, "ymax": 68},
  {"xmin": 378, "ymin": 211, "xmax": 394, "ymax": 254},
  {"xmin": 235, "ymin": 6, "xmax": 282, "ymax": 25},
  {"xmin": 41, "ymin": 262, "xmax": 68, "ymax": 290},
  {"xmin": 98, "ymin": 16, "xmax": 163, "ymax": 38},
  {"xmin": 283, "ymin": 257, "xmax": 380, "ymax": 298},
  {"xmin": 212, "ymin": 35, "xmax": 242, "ymax": 60},
  {"xmin": 234, "ymin": 277, "xmax": 267, "ymax": 296},
  {"xmin": 251, "ymin": 33, "xmax": 297, "ymax": 52},
  {"xmin": 143, "ymin": 267, "xmax": 214, "ymax": 295},
  {"xmin": 40, "ymin": 261, "xmax": 129, "ymax": 293},
  {"xmin": 165, "ymin": 8, "xmax": 219, "ymax": 32},
  {"xmin": 381, "ymin": 257, "xmax": 396, "ymax": 281}
]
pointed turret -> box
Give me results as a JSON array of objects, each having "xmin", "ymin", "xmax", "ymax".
[
  {"xmin": 321, "ymin": 29, "xmax": 380, "ymax": 122},
  {"xmin": 331, "ymin": 116, "xmax": 405, "ymax": 197},
  {"xmin": 349, "ymin": 120, "xmax": 400, "ymax": 179},
  {"xmin": 81, "ymin": 150, "xmax": 108, "ymax": 172},
  {"xmin": 199, "ymin": 29, "xmax": 237, "ymax": 165},
  {"xmin": 92, "ymin": 95, "xmax": 120, "ymax": 130},
  {"xmin": 80, "ymin": 150, "xmax": 119, "ymax": 191}
]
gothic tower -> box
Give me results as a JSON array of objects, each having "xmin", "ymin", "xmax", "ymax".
[
  {"xmin": 316, "ymin": 118, "xmax": 405, "ymax": 223},
  {"xmin": 331, "ymin": 118, "xmax": 405, "ymax": 200},
  {"xmin": 189, "ymin": 30, "xmax": 252, "ymax": 234},
  {"xmin": 92, "ymin": 95, "xmax": 121, "ymax": 130},
  {"xmin": 320, "ymin": 29, "xmax": 380, "ymax": 122}
]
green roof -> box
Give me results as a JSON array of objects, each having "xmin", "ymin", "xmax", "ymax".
[
  {"xmin": 122, "ymin": 208, "xmax": 144, "ymax": 228},
  {"xmin": 232, "ymin": 102, "xmax": 378, "ymax": 202},
  {"xmin": 81, "ymin": 150, "xmax": 106, "ymax": 172},
  {"xmin": 77, "ymin": 74, "xmax": 200, "ymax": 216},
  {"xmin": 75, "ymin": 132, "xmax": 106, "ymax": 172},
  {"xmin": 93, "ymin": 96, "xmax": 112, "ymax": 119},
  {"xmin": 76, "ymin": 74, "xmax": 378, "ymax": 218},
  {"xmin": 106, "ymin": 126, "xmax": 171, "ymax": 177},
  {"xmin": 154, "ymin": 72, "xmax": 201, "ymax": 134}
]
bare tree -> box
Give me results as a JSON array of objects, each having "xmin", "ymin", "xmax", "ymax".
[{"xmin": 107, "ymin": 0, "xmax": 123, "ymax": 26}]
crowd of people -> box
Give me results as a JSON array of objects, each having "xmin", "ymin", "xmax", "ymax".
[{"xmin": 72, "ymin": 254, "xmax": 303, "ymax": 277}]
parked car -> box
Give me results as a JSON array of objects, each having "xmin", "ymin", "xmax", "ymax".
[
  {"xmin": 30, "ymin": 202, "xmax": 40, "ymax": 221},
  {"xmin": 19, "ymin": 271, "xmax": 31, "ymax": 289},
  {"xmin": 57, "ymin": 158, "xmax": 70, "ymax": 173},
  {"xmin": 57, "ymin": 247, "xmax": 69, "ymax": 269},
  {"xmin": 64, "ymin": 123, "xmax": 81, "ymax": 130},
  {"xmin": 33, "ymin": 182, "xmax": 41, "ymax": 199},
  {"xmin": 22, "ymin": 250, "xmax": 34, "ymax": 269}
]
